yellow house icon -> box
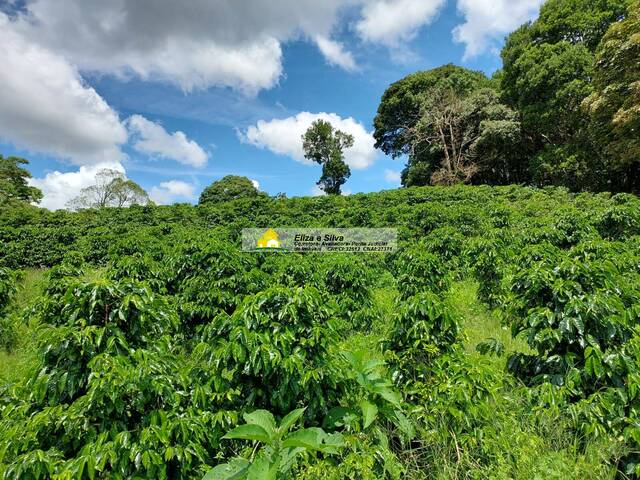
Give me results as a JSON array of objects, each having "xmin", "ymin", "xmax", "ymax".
[{"xmin": 257, "ymin": 228, "xmax": 281, "ymax": 249}]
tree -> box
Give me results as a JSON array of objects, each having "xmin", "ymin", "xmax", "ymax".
[
  {"xmin": 402, "ymin": 87, "xmax": 521, "ymax": 186},
  {"xmin": 529, "ymin": 0, "xmax": 632, "ymax": 50},
  {"xmin": 500, "ymin": 0, "xmax": 633, "ymax": 190},
  {"xmin": 198, "ymin": 175, "xmax": 261, "ymax": 205},
  {"xmin": 0, "ymin": 155, "xmax": 42, "ymax": 205},
  {"xmin": 373, "ymin": 65, "xmax": 490, "ymax": 186},
  {"xmin": 67, "ymin": 168, "xmax": 150, "ymax": 209},
  {"xmin": 583, "ymin": 1, "xmax": 640, "ymax": 192},
  {"xmin": 302, "ymin": 119, "xmax": 353, "ymax": 195}
]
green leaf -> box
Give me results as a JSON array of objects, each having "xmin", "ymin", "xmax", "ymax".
[
  {"xmin": 278, "ymin": 408, "xmax": 306, "ymax": 435},
  {"xmin": 222, "ymin": 424, "xmax": 271, "ymax": 444},
  {"xmin": 247, "ymin": 455, "xmax": 278, "ymax": 480},
  {"xmin": 360, "ymin": 400, "xmax": 378, "ymax": 429},
  {"xmin": 376, "ymin": 385, "xmax": 402, "ymax": 407},
  {"xmin": 243, "ymin": 410, "xmax": 277, "ymax": 440},
  {"xmin": 203, "ymin": 458, "xmax": 250, "ymax": 480},
  {"xmin": 315, "ymin": 432, "xmax": 345, "ymax": 454},
  {"xmin": 322, "ymin": 407, "xmax": 354, "ymax": 429},
  {"xmin": 282, "ymin": 428, "xmax": 322, "ymax": 451},
  {"xmin": 282, "ymin": 428, "xmax": 345, "ymax": 454},
  {"xmin": 394, "ymin": 410, "xmax": 415, "ymax": 441},
  {"xmin": 278, "ymin": 447, "xmax": 306, "ymax": 474}
]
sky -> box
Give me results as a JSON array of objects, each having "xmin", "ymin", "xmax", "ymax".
[{"xmin": 0, "ymin": 0, "xmax": 544, "ymax": 209}]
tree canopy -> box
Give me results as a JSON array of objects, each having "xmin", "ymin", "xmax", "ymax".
[
  {"xmin": 374, "ymin": 66, "xmax": 520, "ymax": 187},
  {"xmin": 373, "ymin": 65, "xmax": 491, "ymax": 163},
  {"xmin": 583, "ymin": 1, "xmax": 640, "ymax": 191},
  {"xmin": 0, "ymin": 155, "xmax": 42, "ymax": 205},
  {"xmin": 499, "ymin": 0, "xmax": 634, "ymax": 190},
  {"xmin": 372, "ymin": 0, "xmax": 638, "ymax": 193},
  {"xmin": 67, "ymin": 169, "xmax": 150, "ymax": 210},
  {"xmin": 401, "ymin": 87, "xmax": 521, "ymax": 186},
  {"xmin": 302, "ymin": 119, "xmax": 353, "ymax": 195},
  {"xmin": 199, "ymin": 175, "xmax": 261, "ymax": 205}
]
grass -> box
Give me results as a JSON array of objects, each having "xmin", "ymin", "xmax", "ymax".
[
  {"xmin": 0, "ymin": 268, "xmax": 46, "ymax": 385},
  {"xmin": 447, "ymin": 279, "xmax": 531, "ymax": 362},
  {"xmin": 0, "ymin": 270, "xmax": 622, "ymax": 478}
]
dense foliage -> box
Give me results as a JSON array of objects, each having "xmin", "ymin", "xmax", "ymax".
[
  {"xmin": 302, "ymin": 119, "xmax": 353, "ymax": 195},
  {"xmin": 0, "ymin": 184, "xmax": 639, "ymax": 478},
  {"xmin": 199, "ymin": 176, "xmax": 263, "ymax": 205},
  {"xmin": 374, "ymin": 0, "xmax": 639, "ymax": 192},
  {"xmin": 0, "ymin": 156, "xmax": 42, "ymax": 205}
]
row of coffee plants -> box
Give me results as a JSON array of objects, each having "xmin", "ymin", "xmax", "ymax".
[
  {"xmin": 0, "ymin": 184, "xmax": 639, "ymax": 477},
  {"xmin": 0, "ymin": 228, "xmax": 461, "ymax": 478}
]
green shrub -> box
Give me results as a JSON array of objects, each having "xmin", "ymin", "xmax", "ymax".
[
  {"xmin": 0, "ymin": 268, "xmax": 16, "ymax": 313},
  {"xmin": 506, "ymin": 244, "xmax": 640, "ymax": 394},
  {"xmin": 0, "ymin": 278, "xmax": 236, "ymax": 479},
  {"xmin": 323, "ymin": 256, "xmax": 375, "ymax": 327},
  {"xmin": 393, "ymin": 248, "xmax": 450, "ymax": 299},
  {"xmin": 196, "ymin": 286, "xmax": 342, "ymax": 419},
  {"xmin": 383, "ymin": 292, "xmax": 460, "ymax": 385},
  {"xmin": 464, "ymin": 236, "xmax": 510, "ymax": 307}
]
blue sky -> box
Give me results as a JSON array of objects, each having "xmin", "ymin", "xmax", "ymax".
[{"xmin": 0, "ymin": 0, "xmax": 543, "ymax": 209}]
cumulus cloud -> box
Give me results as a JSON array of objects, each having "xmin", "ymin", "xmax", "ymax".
[
  {"xmin": 384, "ymin": 169, "xmax": 401, "ymax": 183},
  {"xmin": 29, "ymin": 162, "xmax": 125, "ymax": 210},
  {"xmin": 314, "ymin": 35, "xmax": 357, "ymax": 71},
  {"xmin": 453, "ymin": 0, "xmax": 544, "ymax": 59},
  {"xmin": 242, "ymin": 112, "xmax": 377, "ymax": 169},
  {"xmin": 355, "ymin": 0, "xmax": 446, "ymax": 47},
  {"xmin": 6, "ymin": 0, "xmax": 360, "ymax": 94},
  {"xmin": 127, "ymin": 115, "xmax": 209, "ymax": 168},
  {"xmin": 0, "ymin": 14, "xmax": 127, "ymax": 165},
  {"xmin": 310, "ymin": 185, "xmax": 326, "ymax": 196},
  {"xmin": 250, "ymin": 179, "xmax": 261, "ymax": 190},
  {"xmin": 149, "ymin": 180, "xmax": 196, "ymax": 205}
]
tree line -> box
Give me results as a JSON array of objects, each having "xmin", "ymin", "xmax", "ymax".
[
  {"xmin": 373, "ymin": 0, "xmax": 639, "ymax": 192},
  {"xmin": 1, "ymin": 0, "xmax": 638, "ymax": 207}
]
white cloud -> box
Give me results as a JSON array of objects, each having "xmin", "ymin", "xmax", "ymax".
[
  {"xmin": 314, "ymin": 35, "xmax": 357, "ymax": 71},
  {"xmin": 29, "ymin": 162, "xmax": 125, "ymax": 210},
  {"xmin": 384, "ymin": 169, "xmax": 401, "ymax": 183},
  {"xmin": 242, "ymin": 111, "xmax": 377, "ymax": 170},
  {"xmin": 149, "ymin": 180, "xmax": 196, "ymax": 205},
  {"xmin": 0, "ymin": 14, "xmax": 127, "ymax": 165},
  {"xmin": 250, "ymin": 179, "xmax": 261, "ymax": 190},
  {"xmin": 310, "ymin": 185, "xmax": 327, "ymax": 196},
  {"xmin": 453, "ymin": 0, "xmax": 543, "ymax": 59},
  {"xmin": 127, "ymin": 115, "xmax": 208, "ymax": 168},
  {"xmin": 7, "ymin": 0, "xmax": 359, "ymax": 95},
  {"xmin": 355, "ymin": 0, "xmax": 446, "ymax": 47}
]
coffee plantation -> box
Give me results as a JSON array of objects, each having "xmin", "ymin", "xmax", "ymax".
[{"xmin": 1, "ymin": 185, "xmax": 640, "ymax": 478}]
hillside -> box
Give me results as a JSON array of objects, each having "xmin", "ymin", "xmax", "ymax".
[{"xmin": 0, "ymin": 185, "xmax": 639, "ymax": 479}]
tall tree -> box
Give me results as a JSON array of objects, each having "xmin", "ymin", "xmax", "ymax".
[
  {"xmin": 501, "ymin": 0, "xmax": 633, "ymax": 190},
  {"xmin": 198, "ymin": 175, "xmax": 261, "ymax": 205},
  {"xmin": 67, "ymin": 169, "xmax": 150, "ymax": 210},
  {"xmin": 374, "ymin": 66, "xmax": 489, "ymax": 159},
  {"xmin": 583, "ymin": 1, "xmax": 640, "ymax": 192},
  {"xmin": 302, "ymin": 120, "xmax": 353, "ymax": 195},
  {"xmin": 0, "ymin": 155, "xmax": 42, "ymax": 205},
  {"xmin": 373, "ymin": 65, "xmax": 493, "ymax": 186},
  {"xmin": 403, "ymin": 87, "xmax": 521, "ymax": 186}
]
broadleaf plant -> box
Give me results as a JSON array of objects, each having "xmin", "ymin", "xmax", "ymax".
[{"xmin": 203, "ymin": 407, "xmax": 344, "ymax": 480}]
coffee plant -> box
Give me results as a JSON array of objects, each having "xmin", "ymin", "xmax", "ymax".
[
  {"xmin": 2, "ymin": 185, "xmax": 640, "ymax": 478},
  {"xmin": 383, "ymin": 292, "xmax": 460, "ymax": 385},
  {"xmin": 195, "ymin": 286, "xmax": 342, "ymax": 419}
]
